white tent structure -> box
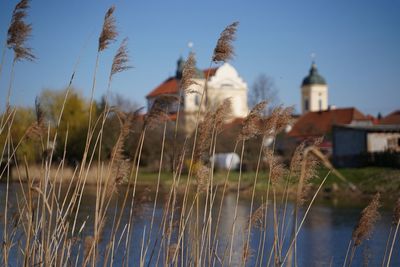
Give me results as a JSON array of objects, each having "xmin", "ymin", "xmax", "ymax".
[{"xmin": 211, "ymin": 153, "xmax": 240, "ymax": 170}]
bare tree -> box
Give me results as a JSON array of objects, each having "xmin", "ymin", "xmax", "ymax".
[{"xmin": 249, "ymin": 74, "xmax": 279, "ymax": 115}]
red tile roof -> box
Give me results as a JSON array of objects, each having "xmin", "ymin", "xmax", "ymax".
[
  {"xmin": 379, "ymin": 110, "xmax": 400, "ymax": 125},
  {"xmin": 147, "ymin": 68, "xmax": 219, "ymax": 99},
  {"xmin": 147, "ymin": 77, "xmax": 179, "ymax": 98},
  {"xmin": 288, "ymin": 107, "xmax": 370, "ymax": 137},
  {"xmin": 203, "ymin": 68, "xmax": 218, "ymax": 77}
]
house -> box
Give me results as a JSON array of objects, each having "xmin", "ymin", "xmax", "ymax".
[
  {"xmin": 332, "ymin": 125, "xmax": 400, "ymax": 167},
  {"xmin": 288, "ymin": 107, "xmax": 373, "ymax": 139},
  {"xmin": 146, "ymin": 57, "xmax": 249, "ymax": 134},
  {"xmin": 379, "ymin": 110, "xmax": 400, "ymax": 125}
]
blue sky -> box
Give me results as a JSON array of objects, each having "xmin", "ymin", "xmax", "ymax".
[{"xmin": 0, "ymin": 0, "xmax": 399, "ymax": 116}]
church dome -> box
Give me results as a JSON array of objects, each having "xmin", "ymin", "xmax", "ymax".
[{"xmin": 302, "ymin": 62, "xmax": 327, "ymax": 86}]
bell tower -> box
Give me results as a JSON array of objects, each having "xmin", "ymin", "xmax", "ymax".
[{"xmin": 301, "ymin": 61, "xmax": 328, "ymax": 114}]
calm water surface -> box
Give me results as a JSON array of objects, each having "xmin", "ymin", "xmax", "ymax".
[{"xmin": 0, "ymin": 182, "xmax": 399, "ymax": 266}]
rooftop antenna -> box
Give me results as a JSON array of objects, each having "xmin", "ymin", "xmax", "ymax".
[
  {"xmin": 311, "ymin": 52, "xmax": 316, "ymax": 64},
  {"xmin": 188, "ymin": 41, "xmax": 194, "ymax": 52}
]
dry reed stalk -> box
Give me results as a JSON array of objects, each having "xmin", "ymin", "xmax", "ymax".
[
  {"xmin": 352, "ymin": 193, "xmax": 381, "ymax": 247},
  {"xmin": 281, "ymin": 170, "xmax": 332, "ymax": 266},
  {"xmin": 212, "ymin": 21, "xmax": 239, "ymax": 63},
  {"xmin": 7, "ymin": 0, "xmax": 35, "ymax": 62},
  {"xmin": 98, "ymin": 6, "xmax": 117, "ymax": 52},
  {"xmin": 297, "ymin": 138, "xmax": 323, "ymax": 205},
  {"xmin": 193, "ymin": 99, "xmax": 231, "ymax": 165},
  {"xmin": 250, "ymin": 203, "xmax": 268, "ymax": 229},
  {"xmin": 194, "ymin": 163, "xmax": 210, "ymax": 192},
  {"xmin": 110, "ymin": 38, "xmax": 132, "ymax": 78},
  {"xmin": 386, "ymin": 198, "xmax": 400, "ymax": 267},
  {"xmin": 265, "ymin": 148, "xmax": 287, "ymax": 186},
  {"xmin": 393, "ymin": 198, "xmax": 400, "ymax": 226},
  {"xmin": 181, "ymin": 52, "xmax": 198, "ymax": 93},
  {"xmin": 238, "ymin": 101, "xmax": 267, "ymax": 141},
  {"xmin": 346, "ymin": 193, "xmax": 380, "ymax": 267},
  {"xmin": 144, "ymin": 95, "xmax": 179, "ymax": 130},
  {"xmin": 26, "ymin": 98, "xmax": 46, "ymax": 142}
]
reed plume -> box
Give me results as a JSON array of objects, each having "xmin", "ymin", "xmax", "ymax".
[
  {"xmin": 238, "ymin": 101, "xmax": 267, "ymax": 141},
  {"xmin": 250, "ymin": 203, "xmax": 267, "ymax": 229},
  {"xmin": 298, "ymin": 138, "xmax": 322, "ymax": 205},
  {"xmin": 352, "ymin": 193, "xmax": 380, "ymax": 246},
  {"xmin": 98, "ymin": 6, "xmax": 117, "ymax": 52},
  {"xmin": 393, "ymin": 198, "xmax": 400, "ymax": 225},
  {"xmin": 111, "ymin": 111, "xmax": 136, "ymax": 186},
  {"xmin": 194, "ymin": 111, "xmax": 214, "ymax": 163},
  {"xmin": 290, "ymin": 142, "xmax": 306, "ymax": 176},
  {"xmin": 242, "ymin": 243, "xmax": 253, "ymax": 264},
  {"xmin": 265, "ymin": 148, "xmax": 287, "ymax": 186},
  {"xmin": 214, "ymin": 98, "xmax": 232, "ymax": 133},
  {"xmin": 26, "ymin": 97, "xmax": 46, "ymax": 140},
  {"xmin": 110, "ymin": 38, "xmax": 132, "ymax": 78},
  {"xmin": 194, "ymin": 162, "xmax": 210, "ymax": 192},
  {"xmin": 212, "ymin": 21, "xmax": 239, "ymax": 63},
  {"xmin": 7, "ymin": 0, "xmax": 35, "ymax": 61},
  {"xmin": 168, "ymin": 243, "xmax": 179, "ymax": 263},
  {"xmin": 144, "ymin": 95, "xmax": 179, "ymax": 129},
  {"xmin": 181, "ymin": 52, "xmax": 198, "ymax": 93},
  {"xmin": 193, "ymin": 99, "xmax": 231, "ymax": 164}
]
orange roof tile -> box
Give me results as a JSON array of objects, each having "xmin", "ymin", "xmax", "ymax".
[
  {"xmin": 147, "ymin": 68, "xmax": 219, "ymax": 99},
  {"xmin": 288, "ymin": 108, "xmax": 370, "ymax": 137},
  {"xmin": 379, "ymin": 110, "xmax": 400, "ymax": 125},
  {"xmin": 147, "ymin": 77, "xmax": 179, "ymax": 98},
  {"xmin": 203, "ymin": 68, "xmax": 218, "ymax": 77}
]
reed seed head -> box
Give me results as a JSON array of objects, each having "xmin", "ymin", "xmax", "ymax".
[
  {"xmin": 194, "ymin": 163, "xmax": 210, "ymax": 192},
  {"xmin": 26, "ymin": 98, "xmax": 46, "ymax": 140},
  {"xmin": 265, "ymin": 148, "xmax": 287, "ymax": 186},
  {"xmin": 393, "ymin": 198, "xmax": 400, "ymax": 225},
  {"xmin": 250, "ymin": 203, "xmax": 267, "ymax": 229},
  {"xmin": 181, "ymin": 52, "xmax": 198, "ymax": 93},
  {"xmin": 99, "ymin": 5, "xmax": 117, "ymax": 52},
  {"xmin": 111, "ymin": 38, "xmax": 132, "ymax": 78},
  {"xmin": 214, "ymin": 98, "xmax": 232, "ymax": 133},
  {"xmin": 144, "ymin": 95, "xmax": 179, "ymax": 129},
  {"xmin": 7, "ymin": 0, "xmax": 35, "ymax": 61},
  {"xmin": 352, "ymin": 193, "xmax": 380, "ymax": 246},
  {"xmin": 238, "ymin": 101, "xmax": 267, "ymax": 141},
  {"xmin": 212, "ymin": 21, "xmax": 239, "ymax": 63}
]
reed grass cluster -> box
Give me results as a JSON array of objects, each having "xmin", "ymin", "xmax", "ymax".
[{"xmin": 0, "ymin": 3, "xmax": 398, "ymax": 267}]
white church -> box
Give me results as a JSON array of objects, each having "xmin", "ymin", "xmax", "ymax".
[{"xmin": 146, "ymin": 57, "xmax": 249, "ymax": 133}]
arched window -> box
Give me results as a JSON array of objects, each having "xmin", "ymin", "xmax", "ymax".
[
  {"xmin": 304, "ymin": 99, "xmax": 309, "ymax": 111},
  {"xmin": 194, "ymin": 95, "xmax": 200, "ymax": 106}
]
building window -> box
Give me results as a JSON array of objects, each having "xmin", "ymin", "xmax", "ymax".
[
  {"xmin": 195, "ymin": 95, "xmax": 200, "ymax": 106},
  {"xmin": 304, "ymin": 99, "xmax": 309, "ymax": 111},
  {"xmin": 319, "ymin": 99, "xmax": 322, "ymax": 111}
]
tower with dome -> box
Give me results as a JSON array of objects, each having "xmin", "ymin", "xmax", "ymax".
[{"xmin": 301, "ymin": 62, "xmax": 328, "ymax": 114}]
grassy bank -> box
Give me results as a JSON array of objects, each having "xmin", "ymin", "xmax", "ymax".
[{"xmin": 132, "ymin": 166, "xmax": 400, "ymax": 198}]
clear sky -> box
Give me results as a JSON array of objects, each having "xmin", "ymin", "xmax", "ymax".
[{"xmin": 0, "ymin": 0, "xmax": 399, "ymax": 116}]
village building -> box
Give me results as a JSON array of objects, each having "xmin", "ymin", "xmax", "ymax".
[
  {"xmin": 379, "ymin": 110, "xmax": 400, "ymax": 125},
  {"xmin": 146, "ymin": 57, "xmax": 249, "ymax": 134},
  {"xmin": 332, "ymin": 125, "xmax": 400, "ymax": 167}
]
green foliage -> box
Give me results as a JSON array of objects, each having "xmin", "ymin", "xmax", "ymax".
[
  {"xmin": 39, "ymin": 88, "xmax": 94, "ymax": 163},
  {"xmin": 0, "ymin": 107, "xmax": 41, "ymax": 163}
]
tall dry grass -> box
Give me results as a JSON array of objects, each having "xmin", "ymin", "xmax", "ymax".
[{"xmin": 0, "ymin": 3, "xmax": 397, "ymax": 267}]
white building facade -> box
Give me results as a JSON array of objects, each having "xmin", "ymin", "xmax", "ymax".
[{"xmin": 147, "ymin": 57, "xmax": 249, "ymax": 134}]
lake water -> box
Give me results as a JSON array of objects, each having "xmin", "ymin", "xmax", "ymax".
[{"xmin": 0, "ymin": 182, "xmax": 399, "ymax": 266}]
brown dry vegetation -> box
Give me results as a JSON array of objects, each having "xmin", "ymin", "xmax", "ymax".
[{"xmin": 0, "ymin": 2, "xmax": 397, "ymax": 267}]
